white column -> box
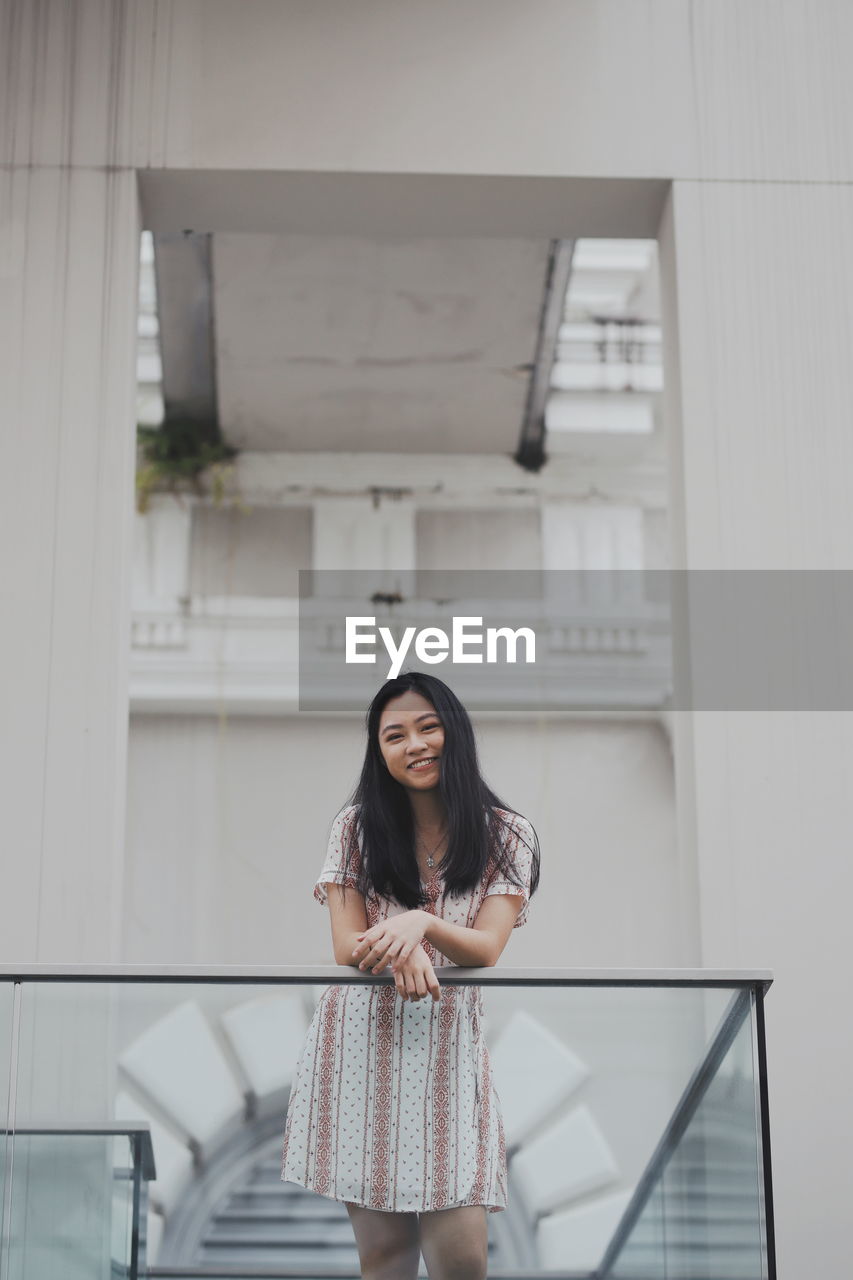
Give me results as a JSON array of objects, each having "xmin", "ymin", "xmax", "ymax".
[
  {"xmin": 541, "ymin": 501, "xmax": 644, "ymax": 608},
  {"xmin": 660, "ymin": 180, "xmax": 853, "ymax": 1278},
  {"xmin": 312, "ymin": 495, "xmax": 416, "ymax": 595},
  {"xmin": 542, "ymin": 502, "xmax": 644, "ymax": 571},
  {"xmin": 0, "ymin": 164, "xmax": 140, "ymax": 962},
  {"xmin": 131, "ymin": 495, "xmax": 194, "ymax": 648}
]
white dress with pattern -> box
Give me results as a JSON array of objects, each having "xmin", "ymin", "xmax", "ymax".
[{"xmin": 280, "ymin": 805, "xmax": 534, "ymax": 1214}]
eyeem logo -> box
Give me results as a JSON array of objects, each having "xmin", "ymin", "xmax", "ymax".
[{"xmin": 346, "ymin": 616, "xmax": 536, "ymax": 679}]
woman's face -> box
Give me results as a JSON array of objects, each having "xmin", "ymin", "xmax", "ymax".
[{"xmin": 377, "ymin": 690, "xmax": 445, "ymax": 791}]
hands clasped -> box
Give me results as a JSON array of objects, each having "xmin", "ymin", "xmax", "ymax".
[{"xmin": 352, "ymin": 910, "xmax": 441, "ymax": 1003}]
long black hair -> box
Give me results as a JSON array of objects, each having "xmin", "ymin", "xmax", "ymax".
[{"xmin": 338, "ymin": 672, "xmax": 540, "ymax": 911}]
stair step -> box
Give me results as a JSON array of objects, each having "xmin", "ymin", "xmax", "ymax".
[
  {"xmin": 615, "ymin": 1271, "xmax": 763, "ymax": 1280},
  {"xmin": 681, "ymin": 1129, "xmax": 759, "ymax": 1149},
  {"xmin": 661, "ymin": 1175, "xmax": 761, "ymax": 1195},
  {"xmin": 224, "ymin": 1199, "xmax": 349, "ymax": 1220},
  {"xmin": 250, "ymin": 1182, "xmax": 324, "ymax": 1197},
  {"xmin": 620, "ymin": 1239, "xmax": 765, "ymax": 1258},
  {"xmin": 628, "ymin": 1221, "xmax": 764, "ymax": 1246},
  {"xmin": 628, "ymin": 1206, "xmax": 764, "ymax": 1226},
  {"xmin": 254, "ymin": 1170, "xmax": 317, "ymax": 1187},
  {"xmin": 203, "ymin": 1222, "xmax": 357, "ymax": 1247},
  {"xmin": 196, "ymin": 1244, "xmax": 362, "ymax": 1267},
  {"xmin": 662, "ymin": 1156, "xmax": 759, "ymax": 1174}
]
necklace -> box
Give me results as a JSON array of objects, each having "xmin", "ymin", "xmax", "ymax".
[{"xmin": 416, "ymin": 828, "xmax": 447, "ymax": 871}]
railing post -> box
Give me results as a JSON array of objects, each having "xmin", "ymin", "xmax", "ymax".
[
  {"xmin": 754, "ymin": 986, "xmax": 777, "ymax": 1280},
  {"xmin": 0, "ymin": 980, "xmax": 22, "ymax": 1280},
  {"xmin": 130, "ymin": 1131, "xmax": 143, "ymax": 1280}
]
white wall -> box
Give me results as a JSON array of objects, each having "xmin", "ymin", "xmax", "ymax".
[
  {"xmin": 189, "ymin": 505, "xmax": 313, "ymax": 598},
  {"xmin": 141, "ymin": 1, "xmax": 852, "ymax": 185},
  {"xmin": 0, "ymin": 164, "xmax": 140, "ymax": 962},
  {"xmin": 416, "ymin": 510, "xmax": 542, "ymax": 572},
  {"xmin": 659, "ymin": 178, "xmax": 853, "ymax": 1279},
  {"xmin": 123, "ymin": 714, "xmax": 681, "ymax": 969}
]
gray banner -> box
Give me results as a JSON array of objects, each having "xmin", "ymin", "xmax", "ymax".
[{"xmin": 298, "ymin": 570, "xmax": 853, "ymax": 712}]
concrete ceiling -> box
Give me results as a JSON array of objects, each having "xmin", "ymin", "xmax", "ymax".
[
  {"xmin": 144, "ymin": 170, "xmax": 667, "ymax": 461},
  {"xmin": 209, "ymin": 233, "xmax": 551, "ymax": 453},
  {"xmin": 148, "ymin": 223, "xmax": 662, "ymax": 467}
]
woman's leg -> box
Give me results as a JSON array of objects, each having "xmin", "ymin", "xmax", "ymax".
[
  {"xmin": 344, "ymin": 1202, "xmax": 421, "ymax": 1280},
  {"xmin": 418, "ymin": 1205, "xmax": 488, "ymax": 1280}
]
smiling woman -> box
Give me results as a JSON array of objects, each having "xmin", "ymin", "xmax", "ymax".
[
  {"xmin": 378, "ymin": 691, "xmax": 445, "ymax": 791},
  {"xmin": 280, "ymin": 672, "xmax": 541, "ymax": 1280}
]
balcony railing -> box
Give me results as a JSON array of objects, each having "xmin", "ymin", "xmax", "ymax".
[{"xmin": 0, "ymin": 965, "xmax": 774, "ymax": 1279}]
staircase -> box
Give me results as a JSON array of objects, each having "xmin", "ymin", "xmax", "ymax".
[
  {"xmin": 122, "ymin": 994, "xmax": 767, "ymax": 1279},
  {"xmin": 608, "ymin": 1077, "xmax": 767, "ymax": 1280},
  {"xmin": 150, "ymin": 1132, "xmax": 506, "ymax": 1279},
  {"xmin": 188, "ymin": 1148, "xmax": 359, "ymax": 1271}
]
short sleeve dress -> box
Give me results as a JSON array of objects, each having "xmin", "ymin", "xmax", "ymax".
[{"xmin": 280, "ymin": 805, "xmax": 535, "ymax": 1214}]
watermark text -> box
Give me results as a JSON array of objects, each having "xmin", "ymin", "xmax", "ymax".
[{"xmin": 346, "ymin": 616, "xmax": 536, "ymax": 679}]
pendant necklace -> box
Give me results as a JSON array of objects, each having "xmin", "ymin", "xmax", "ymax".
[{"xmin": 417, "ymin": 829, "xmax": 447, "ymax": 872}]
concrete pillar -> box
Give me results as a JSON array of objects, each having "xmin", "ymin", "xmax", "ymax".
[
  {"xmin": 542, "ymin": 502, "xmax": 644, "ymax": 573},
  {"xmin": 659, "ymin": 180, "xmax": 853, "ymax": 1277},
  {"xmin": 312, "ymin": 494, "xmax": 416, "ymax": 595},
  {"xmin": 541, "ymin": 501, "xmax": 644, "ymax": 612},
  {"xmin": 132, "ymin": 496, "xmax": 193, "ymax": 649},
  {"xmin": 1, "ymin": 163, "xmax": 140, "ymax": 960}
]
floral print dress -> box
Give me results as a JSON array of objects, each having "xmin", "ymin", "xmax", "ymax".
[{"xmin": 280, "ymin": 805, "xmax": 534, "ymax": 1214}]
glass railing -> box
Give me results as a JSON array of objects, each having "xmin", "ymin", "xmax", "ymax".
[
  {"xmin": 0, "ymin": 1126, "xmax": 154, "ymax": 1279},
  {"xmin": 599, "ymin": 986, "xmax": 772, "ymax": 1278},
  {"xmin": 0, "ymin": 966, "xmax": 774, "ymax": 1279}
]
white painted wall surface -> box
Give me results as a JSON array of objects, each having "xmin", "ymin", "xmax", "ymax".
[
  {"xmin": 0, "ymin": 165, "xmax": 140, "ymax": 962},
  {"xmin": 123, "ymin": 714, "xmax": 681, "ymax": 969},
  {"xmin": 416, "ymin": 509, "xmax": 542, "ymax": 572},
  {"xmin": 148, "ymin": 1, "xmax": 853, "ymax": 184},
  {"xmin": 189, "ymin": 505, "xmax": 313, "ymax": 598},
  {"xmin": 658, "ymin": 178, "xmax": 853, "ymax": 1278}
]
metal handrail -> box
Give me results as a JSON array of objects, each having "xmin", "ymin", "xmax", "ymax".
[
  {"xmin": 0, "ymin": 964, "xmax": 773, "ymax": 990},
  {"xmin": 0, "ymin": 1122, "xmax": 156, "ymax": 1181}
]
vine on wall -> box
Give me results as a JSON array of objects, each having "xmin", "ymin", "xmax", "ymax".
[{"xmin": 136, "ymin": 418, "xmax": 239, "ymax": 513}]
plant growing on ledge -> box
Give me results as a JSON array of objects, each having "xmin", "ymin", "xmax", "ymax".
[{"xmin": 135, "ymin": 417, "xmax": 240, "ymax": 514}]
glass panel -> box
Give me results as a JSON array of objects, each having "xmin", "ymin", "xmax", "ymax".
[
  {"xmin": 604, "ymin": 990, "xmax": 767, "ymax": 1279},
  {"xmin": 610, "ymin": 1179, "xmax": 665, "ymax": 1278},
  {"xmin": 484, "ymin": 983, "xmax": 733, "ymax": 1276},
  {"xmin": 4, "ymin": 981, "xmax": 140, "ymax": 1278},
  {"xmin": 664, "ymin": 1001, "xmax": 765, "ymax": 1280},
  {"xmin": 0, "ymin": 982, "xmax": 14, "ymax": 1265},
  {"xmin": 4, "ymin": 1133, "xmax": 132, "ymax": 1280},
  {"xmin": 110, "ymin": 1134, "xmax": 135, "ymax": 1276},
  {"xmin": 0, "ymin": 976, "xmax": 770, "ymax": 1278}
]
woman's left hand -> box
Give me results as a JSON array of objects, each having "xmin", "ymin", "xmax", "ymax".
[{"xmin": 353, "ymin": 911, "xmax": 429, "ymax": 974}]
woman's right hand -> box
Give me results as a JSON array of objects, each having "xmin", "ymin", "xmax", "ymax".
[{"xmin": 393, "ymin": 942, "xmax": 441, "ymax": 1003}]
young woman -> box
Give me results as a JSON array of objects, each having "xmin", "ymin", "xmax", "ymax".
[{"xmin": 281, "ymin": 672, "xmax": 540, "ymax": 1280}]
